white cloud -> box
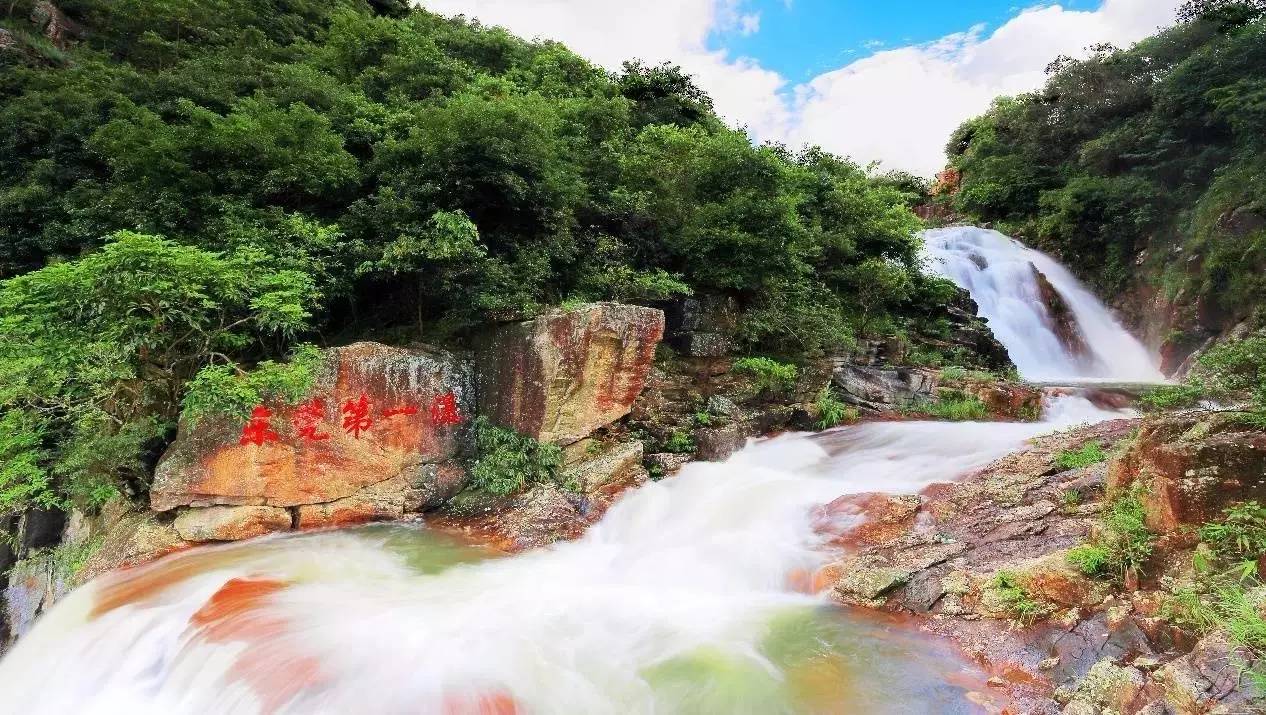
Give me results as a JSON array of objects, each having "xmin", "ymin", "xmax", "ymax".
[
  {"xmin": 418, "ymin": 0, "xmax": 1184, "ymax": 175},
  {"xmin": 789, "ymin": 0, "xmax": 1182, "ymax": 175}
]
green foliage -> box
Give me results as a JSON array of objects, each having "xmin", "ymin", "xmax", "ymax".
[
  {"xmin": 0, "ymin": 231, "xmax": 316, "ymax": 514},
  {"xmin": 733, "ymin": 357, "xmax": 799, "ymax": 394},
  {"xmin": 1068, "ymin": 485, "xmax": 1156, "ymax": 582},
  {"xmin": 813, "ymin": 387, "xmax": 857, "ymax": 430},
  {"xmin": 990, "ymin": 571, "xmax": 1050, "ymax": 624},
  {"xmin": 662, "ymin": 430, "xmax": 696, "ymax": 455},
  {"xmin": 921, "ymin": 389, "xmax": 990, "ymax": 421},
  {"xmin": 939, "ymin": 366, "xmax": 998, "ymax": 383},
  {"xmin": 692, "ymin": 411, "xmax": 714, "ymax": 427},
  {"xmin": 1055, "ymin": 441, "xmax": 1108, "ymax": 470},
  {"xmin": 467, "ymin": 417, "xmax": 568, "ymax": 496},
  {"xmin": 1200, "ymin": 501, "xmax": 1266, "ymax": 558},
  {"xmin": 182, "ymin": 344, "xmax": 323, "ymax": 425},
  {"xmin": 1164, "ymin": 500, "xmax": 1266, "ymax": 690},
  {"xmin": 1060, "ymin": 488, "xmax": 1083, "ymax": 508},
  {"xmin": 1138, "ymin": 383, "xmax": 1207, "ymax": 411},
  {"xmin": 0, "ymin": 409, "xmax": 59, "ymax": 515},
  {"xmin": 1067, "ymin": 544, "xmax": 1113, "ymax": 577}
]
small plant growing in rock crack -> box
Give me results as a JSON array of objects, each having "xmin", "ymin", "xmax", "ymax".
[
  {"xmin": 1059, "ymin": 488, "xmax": 1082, "ymax": 508},
  {"xmin": 661, "ymin": 429, "xmax": 696, "ymax": 454},
  {"xmin": 467, "ymin": 417, "xmax": 570, "ymax": 496},
  {"xmin": 814, "ymin": 387, "xmax": 857, "ymax": 430},
  {"xmin": 990, "ymin": 570, "xmax": 1050, "ymax": 625},
  {"xmin": 692, "ymin": 410, "xmax": 714, "ymax": 427},
  {"xmin": 1066, "ymin": 484, "xmax": 1154, "ymax": 582},
  {"xmin": 733, "ymin": 357, "xmax": 798, "ymax": 394},
  {"xmin": 1054, "ymin": 441, "xmax": 1107, "ymax": 470}
]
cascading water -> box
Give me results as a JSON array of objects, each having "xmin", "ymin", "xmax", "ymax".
[
  {"xmin": 0, "ymin": 225, "xmax": 1159, "ymax": 713},
  {"xmin": 0, "ymin": 396, "xmax": 1127, "ymax": 714},
  {"xmin": 922, "ymin": 226, "xmax": 1163, "ymax": 383}
]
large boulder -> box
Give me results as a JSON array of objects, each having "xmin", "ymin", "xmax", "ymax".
[
  {"xmin": 1108, "ymin": 412, "xmax": 1266, "ymax": 533},
  {"xmin": 832, "ymin": 364, "xmax": 936, "ymax": 412},
  {"xmin": 151, "ymin": 342, "xmax": 473, "ymax": 534},
  {"xmin": 475, "ymin": 303, "xmax": 664, "ymax": 445}
]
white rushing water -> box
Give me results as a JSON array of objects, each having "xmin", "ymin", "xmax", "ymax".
[
  {"xmin": 0, "ymin": 395, "xmax": 1128, "ymax": 715},
  {"xmin": 922, "ymin": 226, "xmax": 1163, "ymax": 382},
  {"xmin": 0, "ymin": 224, "xmax": 1154, "ymax": 712}
]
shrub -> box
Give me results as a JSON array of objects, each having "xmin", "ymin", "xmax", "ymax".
[
  {"xmin": 182, "ymin": 344, "xmax": 323, "ymax": 425},
  {"xmin": 1055, "ymin": 441, "xmax": 1107, "ymax": 470},
  {"xmin": 467, "ymin": 417, "xmax": 568, "ymax": 496},
  {"xmin": 1199, "ymin": 501, "xmax": 1266, "ymax": 558},
  {"xmin": 1066, "ymin": 544, "xmax": 1112, "ymax": 577},
  {"xmin": 1138, "ymin": 383, "xmax": 1206, "ymax": 412},
  {"xmin": 1164, "ymin": 502, "xmax": 1266, "ymax": 691},
  {"xmin": 733, "ymin": 357, "xmax": 799, "ymax": 394},
  {"xmin": 814, "ymin": 388, "xmax": 857, "ymax": 430}
]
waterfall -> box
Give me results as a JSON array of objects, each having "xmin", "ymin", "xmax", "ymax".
[{"xmin": 922, "ymin": 226, "xmax": 1163, "ymax": 382}]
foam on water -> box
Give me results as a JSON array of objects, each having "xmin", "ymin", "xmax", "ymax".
[
  {"xmin": 922, "ymin": 226, "xmax": 1163, "ymax": 382},
  {"xmin": 0, "ymin": 393, "xmax": 1128, "ymax": 714}
]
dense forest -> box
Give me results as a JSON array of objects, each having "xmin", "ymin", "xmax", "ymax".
[
  {"xmin": 944, "ymin": 0, "xmax": 1266, "ymax": 354},
  {"xmin": 0, "ymin": 2, "xmax": 948, "ymax": 516}
]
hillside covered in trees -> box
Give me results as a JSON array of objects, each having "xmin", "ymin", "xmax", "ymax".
[
  {"xmin": 0, "ymin": 2, "xmax": 948, "ymax": 516},
  {"xmin": 943, "ymin": 0, "xmax": 1266, "ymax": 367}
]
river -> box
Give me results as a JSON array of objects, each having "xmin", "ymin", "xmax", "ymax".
[{"xmin": 0, "ymin": 226, "xmax": 1162, "ymax": 713}]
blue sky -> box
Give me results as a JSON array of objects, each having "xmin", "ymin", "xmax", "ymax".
[
  {"xmin": 423, "ymin": 0, "xmax": 1180, "ymax": 174},
  {"xmin": 712, "ymin": 0, "xmax": 1097, "ymax": 80}
]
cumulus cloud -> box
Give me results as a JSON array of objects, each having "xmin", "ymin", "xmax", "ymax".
[
  {"xmin": 418, "ymin": 0, "xmax": 1184, "ymax": 175},
  {"xmin": 790, "ymin": 0, "xmax": 1184, "ymax": 175}
]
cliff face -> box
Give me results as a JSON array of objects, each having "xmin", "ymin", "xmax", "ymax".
[{"xmin": 1106, "ymin": 205, "xmax": 1266, "ymax": 377}]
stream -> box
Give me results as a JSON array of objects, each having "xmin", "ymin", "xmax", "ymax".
[{"xmin": 0, "ymin": 226, "xmax": 1163, "ymax": 714}]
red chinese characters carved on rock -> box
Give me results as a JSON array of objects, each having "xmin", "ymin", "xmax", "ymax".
[
  {"xmin": 341, "ymin": 394, "xmax": 373, "ymax": 439},
  {"xmin": 429, "ymin": 392, "xmax": 463, "ymax": 426},
  {"xmin": 381, "ymin": 404, "xmax": 419, "ymax": 419},
  {"xmin": 239, "ymin": 405, "xmax": 280, "ymax": 446},
  {"xmin": 292, "ymin": 397, "xmax": 330, "ymax": 442}
]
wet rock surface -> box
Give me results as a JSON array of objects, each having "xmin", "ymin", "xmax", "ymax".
[{"xmin": 816, "ymin": 413, "xmax": 1266, "ymax": 713}]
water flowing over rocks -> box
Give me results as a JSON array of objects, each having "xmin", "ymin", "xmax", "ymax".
[
  {"xmin": 475, "ymin": 302, "xmax": 664, "ymax": 445},
  {"xmin": 1032, "ymin": 263, "xmax": 1093, "ymax": 365}
]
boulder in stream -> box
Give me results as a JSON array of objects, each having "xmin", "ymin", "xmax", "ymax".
[
  {"xmin": 475, "ymin": 302, "xmax": 664, "ymax": 445},
  {"xmin": 151, "ymin": 342, "xmax": 473, "ymax": 535}
]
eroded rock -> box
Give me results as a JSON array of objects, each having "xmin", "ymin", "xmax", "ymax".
[
  {"xmin": 1108, "ymin": 412, "xmax": 1266, "ymax": 533},
  {"xmin": 174, "ymin": 505, "xmax": 292, "ymax": 542},
  {"xmin": 476, "ymin": 302, "xmax": 664, "ymax": 445}
]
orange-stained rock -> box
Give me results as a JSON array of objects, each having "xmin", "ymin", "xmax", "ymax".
[
  {"xmin": 814, "ymin": 492, "xmax": 922, "ymax": 548},
  {"xmin": 151, "ymin": 342, "xmax": 472, "ymax": 514},
  {"xmin": 1107, "ymin": 411, "xmax": 1266, "ymax": 533},
  {"xmin": 174, "ymin": 506, "xmax": 292, "ymax": 542},
  {"xmin": 475, "ymin": 303, "xmax": 664, "ymax": 445}
]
